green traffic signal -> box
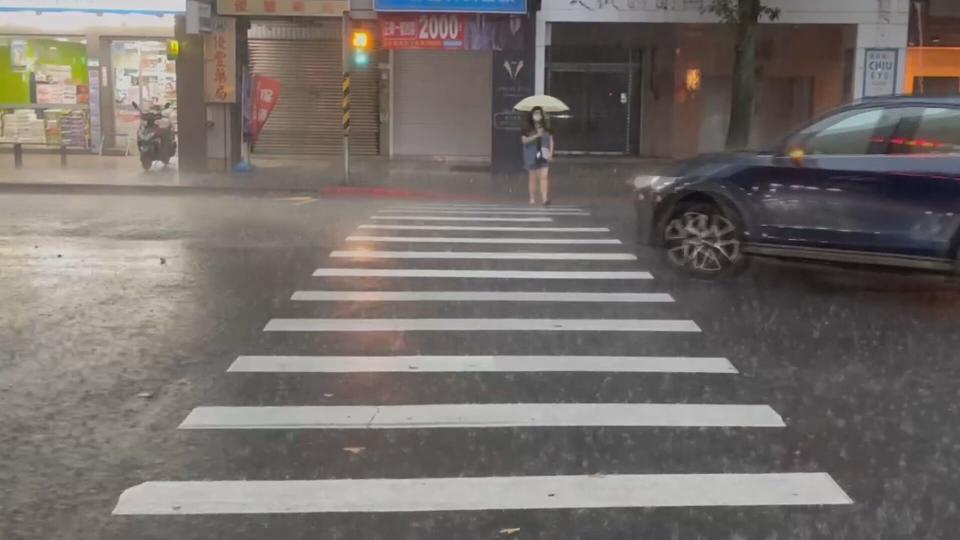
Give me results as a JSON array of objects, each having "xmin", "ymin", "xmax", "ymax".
[{"xmin": 353, "ymin": 50, "xmax": 369, "ymax": 67}]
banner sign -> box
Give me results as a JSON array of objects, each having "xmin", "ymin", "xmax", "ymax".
[
  {"xmin": 217, "ymin": 0, "xmax": 346, "ymax": 16},
  {"xmin": 490, "ymin": 14, "xmax": 532, "ymax": 174},
  {"xmin": 381, "ymin": 14, "xmax": 466, "ymax": 50},
  {"xmin": 204, "ymin": 16, "xmax": 237, "ymax": 103},
  {"xmin": 0, "ymin": 0, "xmax": 185, "ymax": 12},
  {"xmin": 251, "ymin": 75, "xmax": 280, "ymax": 144},
  {"xmin": 374, "ymin": 0, "xmax": 525, "ymax": 14},
  {"xmin": 381, "ymin": 14, "xmax": 526, "ymax": 51},
  {"xmin": 863, "ymin": 48, "xmax": 898, "ymax": 98}
]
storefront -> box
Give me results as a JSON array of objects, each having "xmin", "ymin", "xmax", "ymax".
[
  {"xmin": 536, "ymin": 0, "xmax": 910, "ymax": 158},
  {"xmin": 905, "ymin": 0, "xmax": 960, "ymax": 96},
  {"xmin": 105, "ymin": 39, "xmax": 178, "ymax": 152},
  {"xmin": 216, "ymin": 0, "xmax": 378, "ymax": 157},
  {"xmin": 376, "ymin": 0, "xmax": 529, "ymax": 164},
  {"xmin": 384, "ymin": 14, "xmax": 492, "ymax": 159},
  {"xmin": 0, "ymin": 35, "xmax": 92, "ymax": 148},
  {"xmin": 0, "ymin": 2, "xmax": 182, "ymax": 153}
]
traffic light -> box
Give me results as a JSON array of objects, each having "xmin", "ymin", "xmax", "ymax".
[{"xmin": 350, "ymin": 29, "xmax": 371, "ymax": 68}]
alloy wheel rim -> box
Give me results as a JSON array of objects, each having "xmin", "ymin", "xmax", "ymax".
[{"xmin": 664, "ymin": 211, "xmax": 741, "ymax": 272}]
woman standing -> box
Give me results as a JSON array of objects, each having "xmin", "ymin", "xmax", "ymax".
[{"xmin": 521, "ymin": 106, "xmax": 554, "ymax": 206}]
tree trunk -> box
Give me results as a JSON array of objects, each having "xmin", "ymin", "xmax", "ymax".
[{"xmin": 726, "ymin": 0, "xmax": 760, "ymax": 150}]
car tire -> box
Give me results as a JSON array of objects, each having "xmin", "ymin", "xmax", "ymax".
[{"xmin": 660, "ymin": 201, "xmax": 746, "ymax": 279}]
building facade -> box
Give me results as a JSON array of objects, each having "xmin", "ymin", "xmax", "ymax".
[
  {"xmin": 0, "ymin": 0, "xmax": 918, "ymax": 171},
  {"xmin": 535, "ymin": 0, "xmax": 911, "ymax": 157},
  {"xmin": 906, "ymin": 0, "xmax": 960, "ymax": 96},
  {"xmin": 0, "ymin": 2, "xmax": 181, "ymax": 154}
]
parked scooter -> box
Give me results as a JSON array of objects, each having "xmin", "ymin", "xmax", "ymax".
[{"xmin": 132, "ymin": 101, "xmax": 177, "ymax": 171}]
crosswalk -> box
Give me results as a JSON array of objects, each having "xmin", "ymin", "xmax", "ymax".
[{"xmin": 113, "ymin": 201, "xmax": 852, "ymax": 522}]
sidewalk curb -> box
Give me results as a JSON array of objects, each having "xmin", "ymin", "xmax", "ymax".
[
  {"xmin": 0, "ymin": 182, "xmax": 320, "ymax": 197},
  {"xmin": 0, "ymin": 181, "xmax": 504, "ymax": 202}
]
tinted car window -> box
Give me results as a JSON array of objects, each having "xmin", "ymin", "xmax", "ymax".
[
  {"xmin": 786, "ymin": 108, "xmax": 901, "ymax": 156},
  {"xmin": 889, "ymin": 107, "xmax": 960, "ymax": 155}
]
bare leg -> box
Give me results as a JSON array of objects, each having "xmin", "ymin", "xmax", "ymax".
[
  {"xmin": 539, "ymin": 167, "xmax": 550, "ymax": 205},
  {"xmin": 528, "ymin": 170, "xmax": 537, "ymax": 204}
]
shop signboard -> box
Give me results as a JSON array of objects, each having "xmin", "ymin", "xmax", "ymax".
[
  {"xmin": 0, "ymin": 0, "xmax": 186, "ymax": 13},
  {"xmin": 374, "ymin": 0, "xmax": 525, "ymax": 14},
  {"xmin": 490, "ymin": 14, "xmax": 531, "ymax": 173},
  {"xmin": 186, "ymin": 0, "xmax": 212, "ymax": 34},
  {"xmin": 216, "ymin": 0, "xmax": 346, "ymax": 16},
  {"xmin": 204, "ymin": 16, "xmax": 237, "ymax": 103},
  {"xmin": 380, "ymin": 14, "xmax": 525, "ymax": 50},
  {"xmin": 380, "ymin": 14, "xmax": 466, "ymax": 50},
  {"xmin": 87, "ymin": 60, "xmax": 101, "ymax": 153},
  {"xmin": 863, "ymin": 48, "xmax": 898, "ymax": 97}
]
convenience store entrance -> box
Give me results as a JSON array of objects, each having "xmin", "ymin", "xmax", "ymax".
[{"xmin": 106, "ymin": 39, "xmax": 177, "ymax": 154}]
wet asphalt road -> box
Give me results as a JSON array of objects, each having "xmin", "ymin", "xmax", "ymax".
[{"xmin": 2, "ymin": 191, "xmax": 960, "ymax": 540}]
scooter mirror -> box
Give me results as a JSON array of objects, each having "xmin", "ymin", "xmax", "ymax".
[
  {"xmin": 163, "ymin": 102, "xmax": 171, "ymax": 110},
  {"xmin": 131, "ymin": 102, "xmax": 140, "ymax": 110}
]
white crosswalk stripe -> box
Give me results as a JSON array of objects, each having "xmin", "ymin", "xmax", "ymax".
[
  {"xmin": 113, "ymin": 201, "xmax": 852, "ymax": 522},
  {"xmin": 358, "ymin": 224, "xmax": 609, "ymax": 232},
  {"xmin": 114, "ymin": 473, "xmax": 852, "ymax": 515},
  {"xmin": 178, "ymin": 403, "xmax": 783, "ymax": 429},
  {"xmin": 372, "ymin": 215, "xmax": 554, "ymax": 222},
  {"xmin": 227, "ymin": 355, "xmax": 736, "ymax": 373},
  {"xmin": 291, "ymin": 291, "xmax": 673, "ymax": 302},
  {"xmin": 330, "ymin": 250, "xmax": 638, "ymax": 260},
  {"xmin": 346, "ymin": 235, "xmax": 622, "ymax": 245},
  {"xmin": 388, "ymin": 203, "xmax": 583, "ymax": 211},
  {"xmin": 263, "ymin": 318, "xmax": 701, "ymax": 332},
  {"xmin": 313, "ymin": 268, "xmax": 654, "ymax": 279},
  {"xmin": 384, "ymin": 209, "xmax": 589, "ymax": 216}
]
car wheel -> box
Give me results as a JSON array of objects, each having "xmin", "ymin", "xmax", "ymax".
[{"xmin": 661, "ymin": 202, "xmax": 745, "ymax": 278}]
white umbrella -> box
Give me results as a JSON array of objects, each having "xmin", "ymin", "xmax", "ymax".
[{"xmin": 513, "ymin": 95, "xmax": 570, "ymax": 113}]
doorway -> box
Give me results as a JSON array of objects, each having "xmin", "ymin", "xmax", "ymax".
[
  {"xmin": 547, "ymin": 63, "xmax": 636, "ymax": 155},
  {"xmin": 107, "ymin": 40, "xmax": 177, "ymax": 152}
]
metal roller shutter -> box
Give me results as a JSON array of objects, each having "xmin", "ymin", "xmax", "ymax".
[
  {"xmin": 249, "ymin": 24, "xmax": 378, "ymax": 156},
  {"xmin": 393, "ymin": 49, "xmax": 491, "ymax": 160}
]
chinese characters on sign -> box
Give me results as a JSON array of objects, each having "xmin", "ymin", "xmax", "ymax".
[
  {"xmin": 863, "ymin": 48, "xmax": 898, "ymax": 97},
  {"xmin": 216, "ymin": 0, "xmax": 346, "ymax": 15},
  {"xmin": 380, "ymin": 14, "xmax": 465, "ymax": 50},
  {"xmin": 250, "ymin": 75, "xmax": 281, "ymax": 144},
  {"xmin": 204, "ymin": 16, "xmax": 237, "ymax": 103},
  {"xmin": 380, "ymin": 14, "xmax": 526, "ymax": 51}
]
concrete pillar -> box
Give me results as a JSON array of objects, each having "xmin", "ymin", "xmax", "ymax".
[
  {"xmin": 174, "ymin": 14, "xmax": 208, "ymax": 172},
  {"xmin": 534, "ymin": 17, "xmax": 548, "ymax": 95},
  {"xmin": 851, "ymin": 22, "xmax": 909, "ymax": 99}
]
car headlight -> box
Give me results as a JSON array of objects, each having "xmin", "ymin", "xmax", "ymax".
[{"xmin": 633, "ymin": 175, "xmax": 680, "ymax": 191}]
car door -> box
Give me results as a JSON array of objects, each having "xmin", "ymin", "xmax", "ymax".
[
  {"xmin": 876, "ymin": 106, "xmax": 960, "ymax": 258},
  {"xmin": 750, "ymin": 106, "xmax": 898, "ymax": 248}
]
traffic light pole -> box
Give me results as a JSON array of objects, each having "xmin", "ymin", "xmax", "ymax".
[{"xmin": 341, "ymin": 14, "xmax": 351, "ymax": 185}]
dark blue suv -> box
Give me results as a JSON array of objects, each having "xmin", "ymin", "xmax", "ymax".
[{"xmin": 636, "ymin": 96, "xmax": 960, "ymax": 277}]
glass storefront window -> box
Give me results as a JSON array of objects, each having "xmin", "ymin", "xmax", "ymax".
[{"xmin": 110, "ymin": 40, "xmax": 176, "ymax": 149}]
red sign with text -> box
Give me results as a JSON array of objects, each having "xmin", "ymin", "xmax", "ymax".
[
  {"xmin": 380, "ymin": 14, "xmax": 465, "ymax": 50},
  {"xmin": 251, "ymin": 75, "xmax": 281, "ymax": 144}
]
